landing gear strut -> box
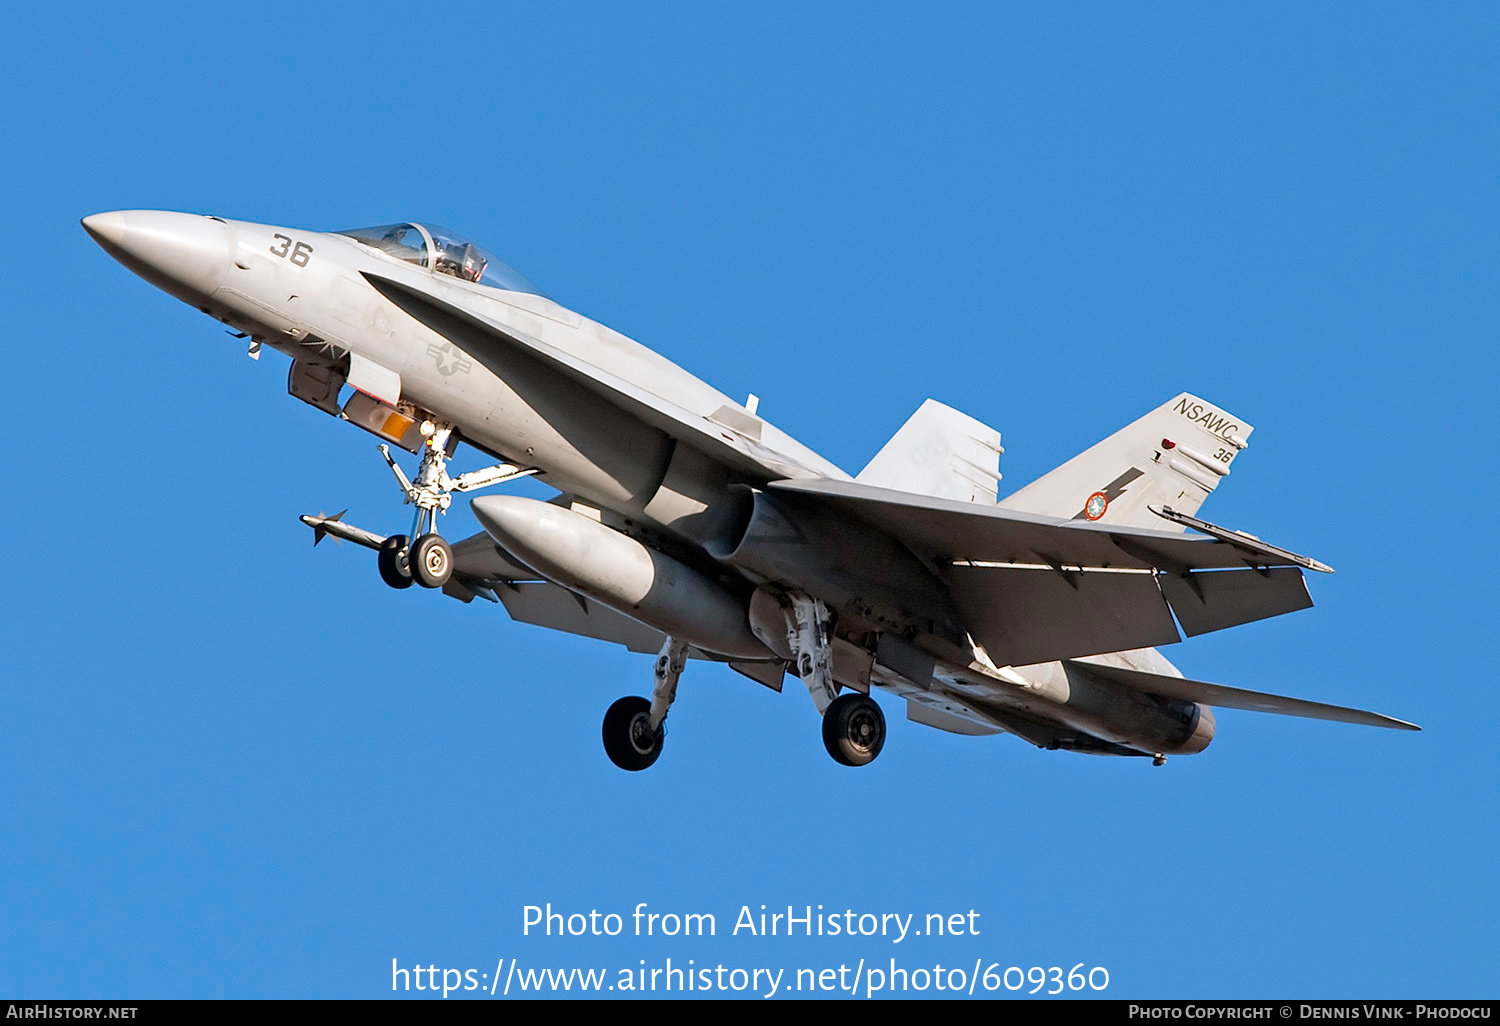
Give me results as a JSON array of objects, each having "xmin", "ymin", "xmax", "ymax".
[
  {"xmin": 780, "ymin": 591, "xmax": 887, "ymax": 767},
  {"xmin": 596, "ymin": 607, "xmax": 889, "ymax": 770},
  {"xmin": 602, "ymin": 637, "xmax": 687, "ymax": 771},
  {"xmin": 373, "ymin": 424, "xmax": 535, "ymax": 590}
]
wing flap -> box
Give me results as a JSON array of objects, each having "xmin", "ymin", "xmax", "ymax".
[
  {"xmin": 1070, "ymin": 659, "xmax": 1419, "ymax": 730},
  {"xmin": 768, "ymin": 477, "xmax": 1329, "ymax": 664},
  {"xmin": 948, "ymin": 564, "xmax": 1181, "ymax": 666},
  {"xmin": 1159, "ymin": 567, "xmax": 1313, "ymax": 637}
]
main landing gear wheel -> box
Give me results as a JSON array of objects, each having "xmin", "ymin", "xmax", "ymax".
[
  {"xmin": 822, "ymin": 693, "xmax": 886, "ymax": 767},
  {"xmin": 602, "ymin": 696, "xmax": 664, "ymax": 772},
  {"xmin": 409, "ymin": 533, "xmax": 453, "ymax": 589},
  {"xmin": 377, "ymin": 535, "xmax": 413, "ymax": 590}
]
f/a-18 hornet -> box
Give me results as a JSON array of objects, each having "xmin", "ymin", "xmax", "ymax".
[{"xmin": 83, "ymin": 210, "xmax": 1417, "ymax": 770}]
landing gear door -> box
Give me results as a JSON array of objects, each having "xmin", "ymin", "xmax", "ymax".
[
  {"xmin": 342, "ymin": 391, "xmax": 427, "ymax": 453},
  {"xmin": 345, "ymin": 352, "xmax": 403, "ymax": 407},
  {"xmin": 287, "ymin": 359, "xmax": 346, "ymax": 416}
]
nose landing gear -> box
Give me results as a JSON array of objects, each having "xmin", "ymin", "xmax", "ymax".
[
  {"xmin": 374, "ymin": 424, "xmax": 536, "ymax": 590},
  {"xmin": 377, "ymin": 534, "xmax": 414, "ymax": 589},
  {"xmin": 408, "ymin": 532, "xmax": 454, "ymax": 589}
]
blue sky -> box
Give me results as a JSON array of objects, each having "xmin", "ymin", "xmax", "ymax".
[{"xmin": 3, "ymin": 2, "xmax": 1495, "ymax": 999}]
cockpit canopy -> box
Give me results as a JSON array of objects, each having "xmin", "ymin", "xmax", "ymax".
[{"xmin": 336, "ymin": 222, "xmax": 547, "ymax": 298}]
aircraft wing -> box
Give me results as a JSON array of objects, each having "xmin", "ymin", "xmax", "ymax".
[
  {"xmin": 768, "ymin": 478, "xmax": 1327, "ymax": 667},
  {"xmin": 1070, "ymin": 659, "xmax": 1420, "ymax": 730},
  {"xmin": 362, "ymin": 272, "xmax": 829, "ymax": 482},
  {"xmin": 443, "ymin": 529, "xmax": 542, "ymax": 586}
]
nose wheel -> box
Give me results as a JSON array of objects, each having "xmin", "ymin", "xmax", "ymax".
[
  {"xmin": 377, "ymin": 534, "xmax": 413, "ymax": 589},
  {"xmin": 374, "ymin": 531, "xmax": 455, "ymax": 590},
  {"xmin": 408, "ymin": 533, "xmax": 453, "ymax": 588},
  {"xmin": 302, "ymin": 429, "xmax": 535, "ymax": 591},
  {"xmin": 370, "ymin": 424, "xmax": 535, "ymax": 590}
]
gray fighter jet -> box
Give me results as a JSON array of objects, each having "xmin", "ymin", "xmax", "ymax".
[{"xmin": 82, "ymin": 210, "xmax": 1417, "ymax": 769}]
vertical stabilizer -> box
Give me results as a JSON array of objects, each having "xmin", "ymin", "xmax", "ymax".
[
  {"xmin": 998, "ymin": 393, "xmax": 1253, "ymax": 531},
  {"xmin": 857, "ymin": 399, "xmax": 1004, "ymax": 504}
]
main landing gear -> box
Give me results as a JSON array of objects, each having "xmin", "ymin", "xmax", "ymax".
[
  {"xmin": 602, "ymin": 638, "xmax": 687, "ymax": 771},
  {"xmin": 372, "ymin": 424, "xmax": 534, "ymax": 590},
  {"xmin": 822, "ymin": 692, "xmax": 886, "ymax": 767},
  {"xmin": 780, "ymin": 591, "xmax": 886, "ymax": 767},
  {"xmin": 600, "ymin": 595, "xmax": 888, "ymax": 771}
]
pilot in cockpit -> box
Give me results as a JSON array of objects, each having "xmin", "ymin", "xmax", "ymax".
[{"xmin": 434, "ymin": 241, "xmax": 488, "ymax": 283}]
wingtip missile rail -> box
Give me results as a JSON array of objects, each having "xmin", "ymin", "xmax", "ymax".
[{"xmin": 1149, "ymin": 504, "xmax": 1335, "ymax": 574}]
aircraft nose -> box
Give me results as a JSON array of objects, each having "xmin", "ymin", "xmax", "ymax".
[
  {"xmin": 81, "ymin": 211, "xmax": 128, "ymax": 248},
  {"xmin": 82, "ymin": 209, "xmax": 233, "ymax": 304}
]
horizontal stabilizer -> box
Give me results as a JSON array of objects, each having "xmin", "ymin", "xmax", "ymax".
[
  {"xmin": 1070, "ymin": 659, "xmax": 1420, "ymax": 731},
  {"xmin": 858, "ymin": 399, "xmax": 1003, "ymax": 503}
]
